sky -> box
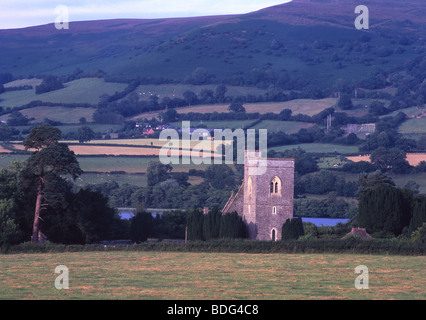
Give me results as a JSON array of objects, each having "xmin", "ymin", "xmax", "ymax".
[{"xmin": 0, "ymin": 0, "xmax": 292, "ymax": 29}]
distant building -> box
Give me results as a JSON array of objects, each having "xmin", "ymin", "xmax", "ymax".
[
  {"xmin": 222, "ymin": 151, "xmax": 295, "ymax": 241},
  {"xmin": 342, "ymin": 228, "xmax": 372, "ymax": 239},
  {"xmin": 143, "ymin": 128, "xmax": 155, "ymax": 135},
  {"xmin": 344, "ymin": 123, "xmax": 376, "ymax": 135}
]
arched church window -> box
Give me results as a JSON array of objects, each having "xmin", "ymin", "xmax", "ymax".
[
  {"xmin": 248, "ymin": 176, "xmax": 252, "ymax": 197},
  {"xmin": 270, "ymin": 176, "xmax": 281, "ymax": 196}
]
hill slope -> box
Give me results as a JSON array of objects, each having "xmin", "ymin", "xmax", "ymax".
[{"xmin": 0, "ymin": 0, "xmax": 424, "ymax": 88}]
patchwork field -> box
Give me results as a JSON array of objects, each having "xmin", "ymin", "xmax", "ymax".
[
  {"xmin": 130, "ymin": 98, "xmax": 338, "ymax": 120},
  {"xmin": 0, "ymin": 251, "xmax": 424, "ymax": 300}
]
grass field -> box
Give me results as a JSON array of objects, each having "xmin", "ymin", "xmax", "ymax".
[
  {"xmin": 399, "ymin": 118, "xmax": 426, "ymax": 134},
  {"xmin": 0, "ymin": 106, "xmax": 96, "ymax": 124},
  {"xmin": 251, "ymin": 120, "xmax": 315, "ymax": 134},
  {"xmin": 0, "ymin": 251, "xmax": 424, "ymax": 300},
  {"xmin": 270, "ymin": 143, "xmax": 359, "ymax": 154},
  {"xmin": 0, "ymin": 78, "xmax": 128, "ymax": 108}
]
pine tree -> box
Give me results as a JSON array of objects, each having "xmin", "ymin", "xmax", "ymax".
[
  {"xmin": 202, "ymin": 207, "xmax": 221, "ymax": 240},
  {"xmin": 186, "ymin": 209, "xmax": 204, "ymax": 241},
  {"xmin": 281, "ymin": 218, "xmax": 304, "ymax": 240},
  {"xmin": 408, "ymin": 195, "xmax": 426, "ymax": 234},
  {"xmin": 22, "ymin": 124, "xmax": 82, "ymax": 243},
  {"xmin": 219, "ymin": 212, "xmax": 245, "ymax": 239}
]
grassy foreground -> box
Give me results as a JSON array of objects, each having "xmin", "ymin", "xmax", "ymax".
[{"xmin": 0, "ymin": 251, "xmax": 424, "ymax": 300}]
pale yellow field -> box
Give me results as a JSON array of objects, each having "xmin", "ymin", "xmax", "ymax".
[
  {"xmin": 0, "ymin": 145, "xmax": 12, "ymax": 153},
  {"xmin": 9, "ymin": 143, "xmax": 220, "ymax": 158},
  {"xmin": 347, "ymin": 154, "xmax": 426, "ymax": 166}
]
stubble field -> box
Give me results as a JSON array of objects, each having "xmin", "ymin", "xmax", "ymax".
[{"xmin": 0, "ymin": 251, "xmax": 424, "ymax": 300}]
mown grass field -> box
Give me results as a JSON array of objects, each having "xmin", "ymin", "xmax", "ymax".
[{"xmin": 0, "ymin": 251, "xmax": 424, "ymax": 300}]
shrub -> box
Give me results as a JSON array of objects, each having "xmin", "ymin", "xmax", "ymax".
[{"xmin": 411, "ymin": 223, "xmax": 426, "ymax": 244}]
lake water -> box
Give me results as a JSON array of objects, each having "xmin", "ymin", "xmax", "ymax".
[
  {"xmin": 119, "ymin": 212, "xmax": 349, "ymax": 227},
  {"xmin": 300, "ymin": 217, "xmax": 350, "ymax": 226}
]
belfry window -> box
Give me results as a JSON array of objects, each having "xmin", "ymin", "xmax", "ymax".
[{"xmin": 270, "ymin": 176, "xmax": 281, "ymax": 196}]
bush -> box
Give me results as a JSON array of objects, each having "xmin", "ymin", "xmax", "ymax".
[{"xmin": 411, "ymin": 223, "xmax": 426, "ymax": 244}]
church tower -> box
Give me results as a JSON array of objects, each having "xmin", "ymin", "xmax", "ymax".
[{"xmin": 222, "ymin": 151, "xmax": 295, "ymax": 241}]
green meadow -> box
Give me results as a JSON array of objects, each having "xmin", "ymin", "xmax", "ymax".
[
  {"xmin": 0, "ymin": 251, "xmax": 424, "ymax": 300},
  {"xmin": 0, "ymin": 78, "xmax": 127, "ymax": 108}
]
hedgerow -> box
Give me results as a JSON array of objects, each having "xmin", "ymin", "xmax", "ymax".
[{"xmin": 2, "ymin": 238, "xmax": 425, "ymax": 256}]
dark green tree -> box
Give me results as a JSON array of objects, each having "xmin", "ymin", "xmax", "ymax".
[
  {"xmin": 357, "ymin": 171, "xmax": 395, "ymax": 195},
  {"xmin": 202, "ymin": 207, "xmax": 222, "ymax": 240},
  {"xmin": 0, "ymin": 199, "xmax": 22, "ymax": 247},
  {"xmin": 215, "ymin": 85, "xmax": 228, "ymax": 103},
  {"xmin": 40, "ymin": 188, "xmax": 117, "ymax": 244},
  {"xmin": 130, "ymin": 211, "xmax": 153, "ymax": 243},
  {"xmin": 22, "ymin": 124, "xmax": 82, "ymax": 243},
  {"xmin": 281, "ymin": 218, "xmax": 304, "ymax": 240},
  {"xmin": 186, "ymin": 208, "xmax": 204, "ymax": 241},
  {"xmin": 219, "ymin": 211, "xmax": 245, "ymax": 239},
  {"xmin": 204, "ymin": 164, "xmax": 236, "ymax": 189},
  {"xmin": 408, "ymin": 195, "xmax": 426, "ymax": 235},
  {"xmin": 228, "ymin": 101, "xmax": 246, "ymax": 113},
  {"xmin": 370, "ymin": 147, "xmax": 410, "ymax": 173},
  {"xmin": 337, "ymin": 94, "xmax": 354, "ymax": 110},
  {"xmin": 357, "ymin": 185, "xmax": 412, "ymax": 236},
  {"xmin": 183, "ymin": 90, "xmax": 199, "ymax": 106},
  {"xmin": 35, "ymin": 75, "xmax": 64, "ymax": 94},
  {"xmin": 147, "ymin": 161, "xmax": 172, "ymax": 187},
  {"xmin": 76, "ymin": 126, "xmax": 95, "ymax": 144}
]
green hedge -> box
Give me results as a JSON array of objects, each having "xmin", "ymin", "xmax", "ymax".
[{"xmin": 3, "ymin": 239, "xmax": 425, "ymax": 256}]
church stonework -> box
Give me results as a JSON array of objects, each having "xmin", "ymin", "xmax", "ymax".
[{"xmin": 222, "ymin": 151, "xmax": 295, "ymax": 241}]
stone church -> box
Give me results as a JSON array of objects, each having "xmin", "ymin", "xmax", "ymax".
[{"xmin": 222, "ymin": 151, "xmax": 295, "ymax": 241}]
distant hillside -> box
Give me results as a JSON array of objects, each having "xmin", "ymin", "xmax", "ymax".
[{"xmin": 0, "ymin": 0, "xmax": 424, "ymax": 88}]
